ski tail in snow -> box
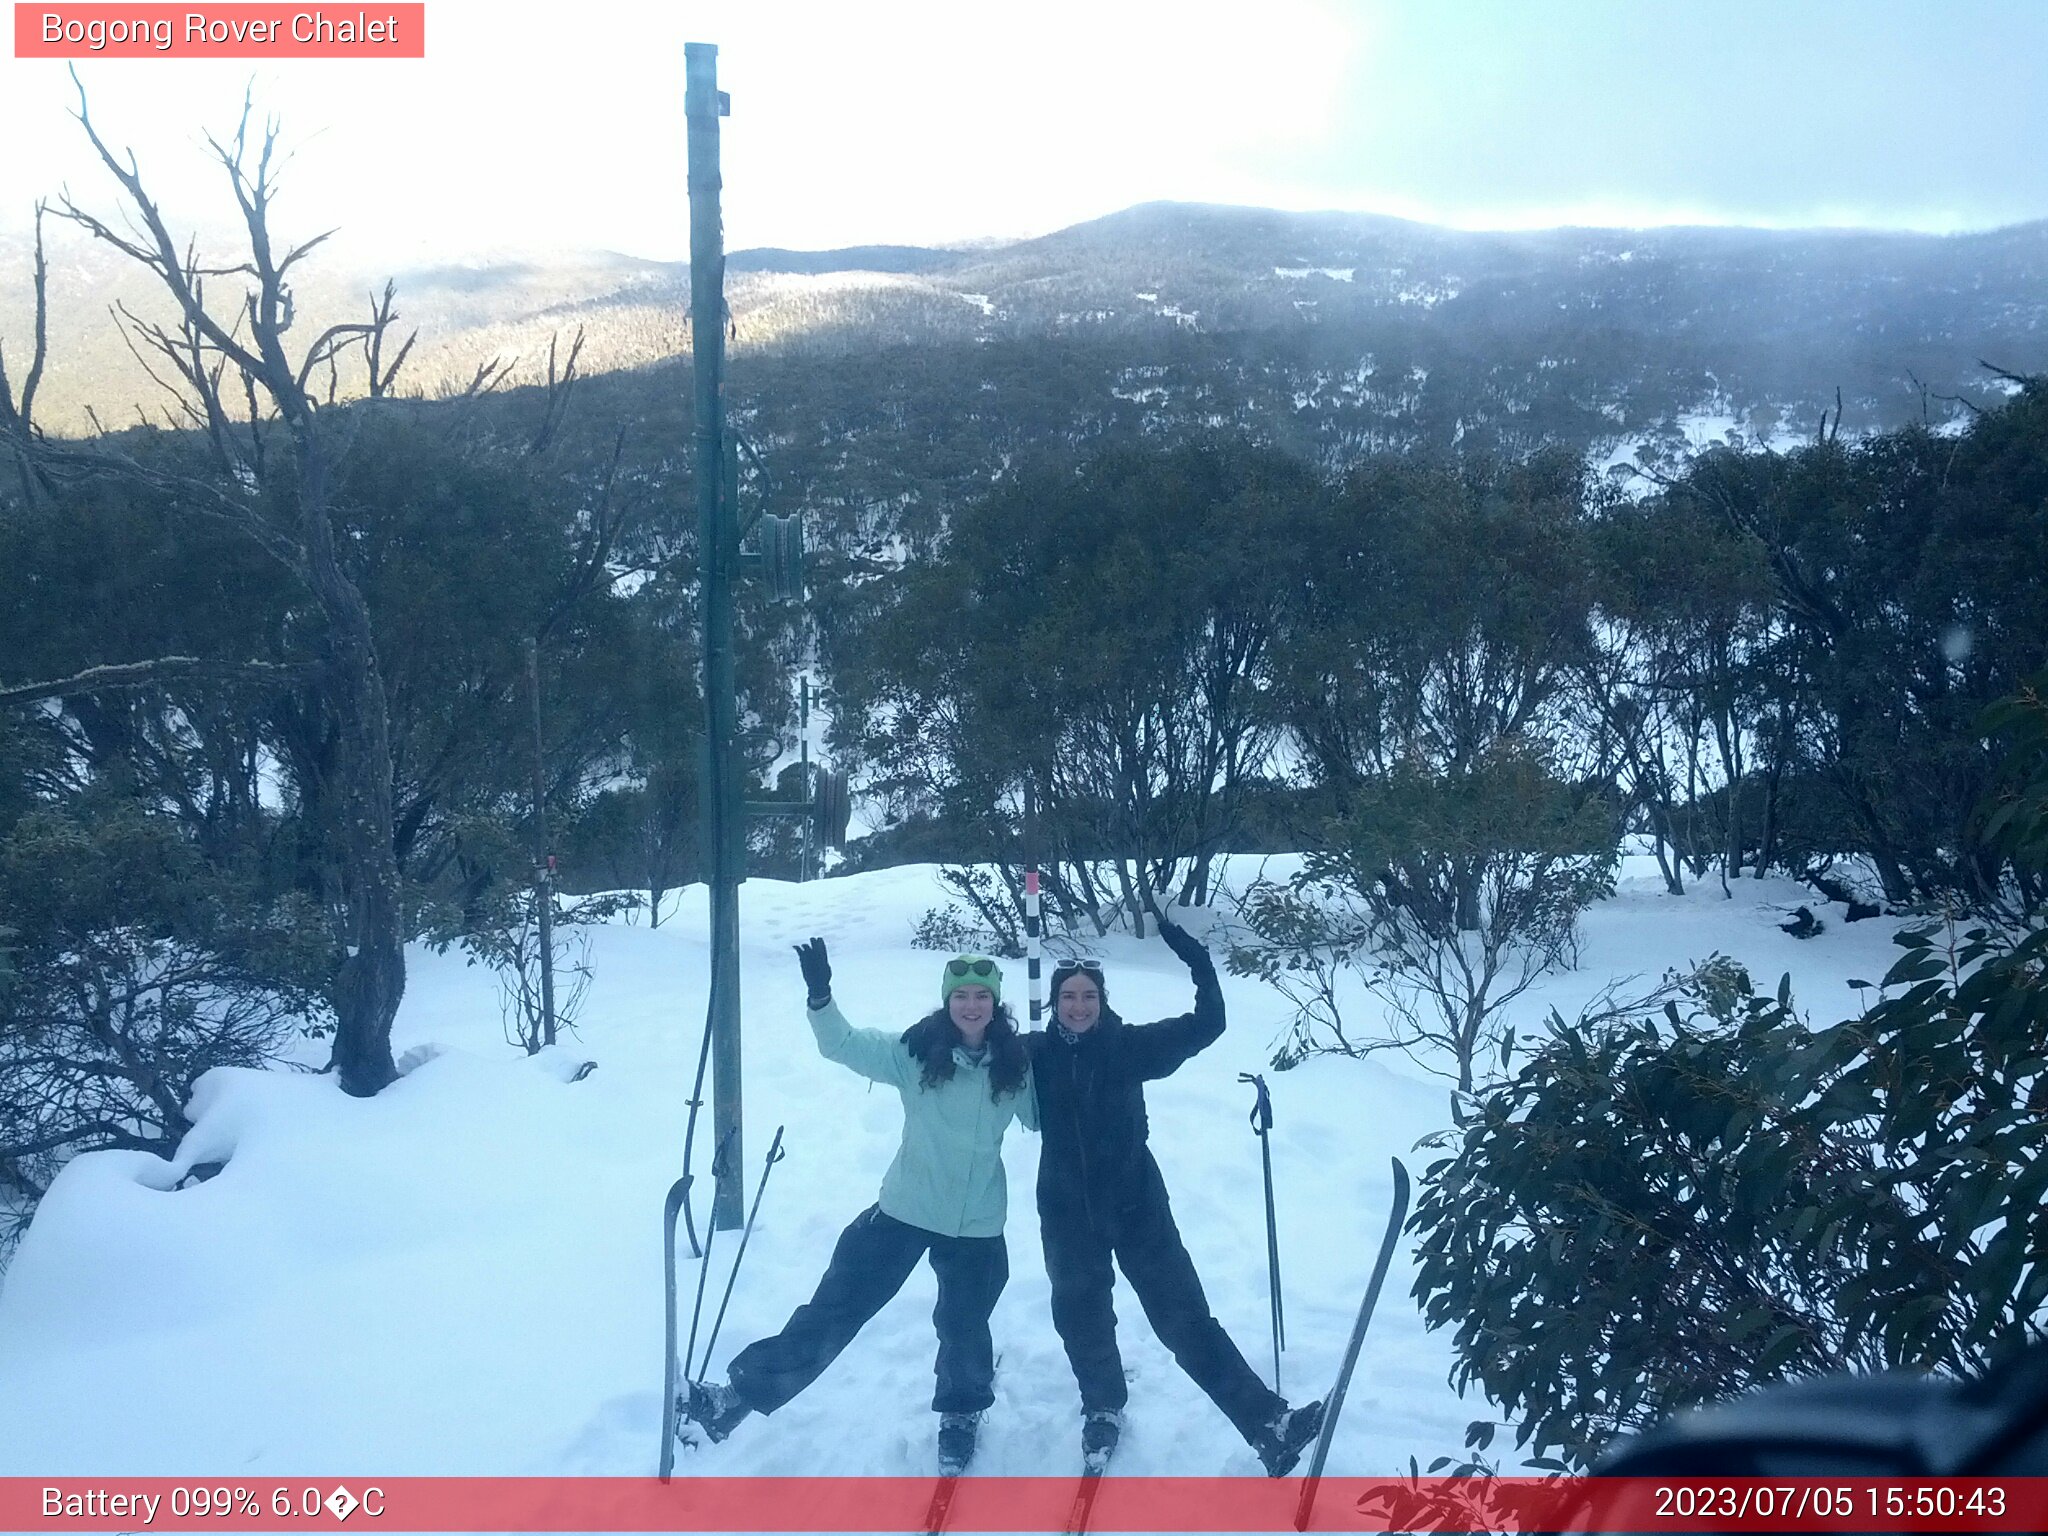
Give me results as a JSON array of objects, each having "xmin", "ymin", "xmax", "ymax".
[
  {"xmin": 921, "ymin": 1476, "xmax": 961, "ymax": 1535},
  {"xmin": 1064, "ymin": 1448, "xmax": 1115, "ymax": 1534},
  {"xmin": 1063, "ymin": 1472, "xmax": 1104, "ymax": 1535},
  {"xmin": 1292, "ymin": 1157, "xmax": 1409, "ymax": 1532},
  {"xmin": 657, "ymin": 1173, "xmax": 693, "ymax": 1481}
]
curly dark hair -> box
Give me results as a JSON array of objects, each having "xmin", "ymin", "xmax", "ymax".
[{"xmin": 900, "ymin": 1003, "xmax": 1029, "ymax": 1100}]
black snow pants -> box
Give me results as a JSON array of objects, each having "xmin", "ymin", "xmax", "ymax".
[
  {"xmin": 727, "ymin": 1204, "xmax": 1008, "ymax": 1415},
  {"xmin": 1041, "ymin": 1178, "xmax": 1283, "ymax": 1447}
]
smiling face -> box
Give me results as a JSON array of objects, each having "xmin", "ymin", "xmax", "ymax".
[
  {"xmin": 948, "ymin": 984, "xmax": 994, "ymax": 1047},
  {"xmin": 1056, "ymin": 972, "xmax": 1102, "ymax": 1033}
]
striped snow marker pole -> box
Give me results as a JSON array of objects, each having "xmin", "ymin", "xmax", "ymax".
[{"xmin": 1025, "ymin": 867, "xmax": 1043, "ymax": 1025}]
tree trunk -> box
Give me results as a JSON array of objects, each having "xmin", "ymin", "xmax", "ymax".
[
  {"xmin": 1455, "ymin": 860, "xmax": 1481, "ymax": 932},
  {"xmin": 1113, "ymin": 857, "xmax": 1147, "ymax": 939},
  {"xmin": 297, "ymin": 430, "xmax": 402, "ymax": 1096},
  {"xmin": 1454, "ymin": 1012, "xmax": 1477, "ymax": 1096},
  {"xmin": 1755, "ymin": 770, "xmax": 1781, "ymax": 877},
  {"xmin": 1723, "ymin": 778, "xmax": 1742, "ymax": 889},
  {"xmin": 1650, "ymin": 820, "xmax": 1685, "ymax": 896},
  {"xmin": 1752, "ymin": 706, "xmax": 1793, "ymax": 878}
]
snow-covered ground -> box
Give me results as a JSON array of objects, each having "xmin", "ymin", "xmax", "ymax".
[{"xmin": 0, "ymin": 857, "xmax": 1915, "ymax": 1479}]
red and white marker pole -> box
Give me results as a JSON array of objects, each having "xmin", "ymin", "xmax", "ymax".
[{"xmin": 1025, "ymin": 867, "xmax": 1043, "ymax": 1024}]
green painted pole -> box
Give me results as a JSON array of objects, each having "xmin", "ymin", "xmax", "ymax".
[{"xmin": 687, "ymin": 40, "xmax": 744, "ymax": 1231}]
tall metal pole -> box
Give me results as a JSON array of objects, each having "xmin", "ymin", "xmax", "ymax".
[{"xmin": 687, "ymin": 40, "xmax": 744, "ymax": 1231}]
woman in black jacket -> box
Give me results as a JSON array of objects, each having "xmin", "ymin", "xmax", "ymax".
[{"xmin": 1026, "ymin": 914, "xmax": 1323, "ymax": 1475}]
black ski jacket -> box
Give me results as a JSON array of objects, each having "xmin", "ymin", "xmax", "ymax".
[{"xmin": 1026, "ymin": 935, "xmax": 1225, "ymax": 1237}]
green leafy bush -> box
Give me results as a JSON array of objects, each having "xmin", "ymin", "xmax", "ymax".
[{"xmin": 1410, "ymin": 672, "xmax": 2048, "ymax": 1469}]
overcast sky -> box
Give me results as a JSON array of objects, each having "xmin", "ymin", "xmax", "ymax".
[{"xmin": 3, "ymin": 0, "xmax": 2045, "ymax": 262}]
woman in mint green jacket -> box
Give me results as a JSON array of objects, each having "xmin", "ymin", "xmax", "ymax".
[{"xmin": 684, "ymin": 940, "xmax": 1036, "ymax": 1474}]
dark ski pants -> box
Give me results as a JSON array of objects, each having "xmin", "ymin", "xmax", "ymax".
[
  {"xmin": 727, "ymin": 1205, "xmax": 1008, "ymax": 1416},
  {"xmin": 1042, "ymin": 1194, "xmax": 1283, "ymax": 1447}
]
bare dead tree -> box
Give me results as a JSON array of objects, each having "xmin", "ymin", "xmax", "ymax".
[
  {"xmin": 364, "ymin": 280, "xmax": 416, "ymax": 398},
  {"xmin": 431, "ymin": 352, "xmax": 517, "ymax": 442},
  {"xmin": 528, "ymin": 326, "xmax": 585, "ymax": 455},
  {"xmin": 1978, "ymin": 359, "xmax": 2041, "ymax": 389},
  {"xmin": 1, "ymin": 78, "xmax": 414, "ymax": 1096},
  {"xmin": 0, "ymin": 203, "xmax": 53, "ymax": 505}
]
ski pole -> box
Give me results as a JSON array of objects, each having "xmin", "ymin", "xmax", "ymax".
[
  {"xmin": 683, "ymin": 1128, "xmax": 736, "ymax": 1383},
  {"xmin": 1239, "ymin": 1072, "xmax": 1285, "ymax": 1391},
  {"xmin": 700, "ymin": 1125, "xmax": 788, "ymax": 1370}
]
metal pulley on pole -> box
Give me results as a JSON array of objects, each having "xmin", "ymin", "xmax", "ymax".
[
  {"xmin": 741, "ymin": 514, "xmax": 805, "ymax": 603},
  {"xmin": 686, "ymin": 39, "xmax": 745, "ymax": 1233},
  {"xmin": 797, "ymin": 767, "xmax": 845, "ymax": 850},
  {"xmin": 769, "ymin": 514, "xmax": 805, "ymax": 602}
]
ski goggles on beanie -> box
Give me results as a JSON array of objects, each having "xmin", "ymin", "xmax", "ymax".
[{"xmin": 942, "ymin": 954, "xmax": 1003, "ymax": 1004}]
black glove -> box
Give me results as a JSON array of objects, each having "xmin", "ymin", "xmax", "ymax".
[
  {"xmin": 1155, "ymin": 912, "xmax": 1206, "ymax": 963},
  {"xmin": 794, "ymin": 938, "xmax": 832, "ymax": 1006}
]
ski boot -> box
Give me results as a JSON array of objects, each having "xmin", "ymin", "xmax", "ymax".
[
  {"xmin": 937, "ymin": 1411, "xmax": 982, "ymax": 1476},
  {"xmin": 1081, "ymin": 1408, "xmax": 1122, "ymax": 1473},
  {"xmin": 683, "ymin": 1378, "xmax": 754, "ymax": 1443},
  {"xmin": 1254, "ymin": 1399, "xmax": 1324, "ymax": 1477}
]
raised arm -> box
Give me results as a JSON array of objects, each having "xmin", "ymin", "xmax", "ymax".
[
  {"xmin": 795, "ymin": 938, "xmax": 910, "ymax": 1086},
  {"xmin": 1124, "ymin": 914, "xmax": 1226, "ymax": 1081}
]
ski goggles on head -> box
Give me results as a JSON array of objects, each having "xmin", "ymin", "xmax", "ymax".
[
  {"xmin": 1051, "ymin": 958, "xmax": 1106, "ymax": 992},
  {"xmin": 942, "ymin": 955, "xmax": 1003, "ymax": 1004}
]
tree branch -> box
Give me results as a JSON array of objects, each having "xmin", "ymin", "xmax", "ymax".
[
  {"xmin": 1979, "ymin": 359, "xmax": 2039, "ymax": 389},
  {"xmin": 0, "ymin": 656, "xmax": 317, "ymax": 708}
]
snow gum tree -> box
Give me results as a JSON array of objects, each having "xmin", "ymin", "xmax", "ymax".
[
  {"xmin": 1236, "ymin": 450, "xmax": 1619, "ymax": 1093},
  {"xmin": 838, "ymin": 442, "xmax": 1319, "ymax": 937},
  {"xmin": 1, "ymin": 86, "xmax": 415, "ymax": 1096},
  {"xmin": 1574, "ymin": 492, "xmax": 1780, "ymax": 896}
]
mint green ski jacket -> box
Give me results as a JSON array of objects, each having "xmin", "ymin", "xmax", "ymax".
[{"xmin": 808, "ymin": 999, "xmax": 1038, "ymax": 1239}]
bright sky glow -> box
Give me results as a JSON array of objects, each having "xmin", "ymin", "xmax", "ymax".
[{"xmin": 2, "ymin": 0, "xmax": 2045, "ymax": 261}]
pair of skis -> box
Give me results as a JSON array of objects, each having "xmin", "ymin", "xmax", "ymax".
[
  {"xmin": 659, "ymin": 1126, "xmax": 788, "ymax": 1481},
  {"xmin": 922, "ymin": 1457, "xmax": 1104, "ymax": 1535},
  {"xmin": 920, "ymin": 1425, "xmax": 1104, "ymax": 1534},
  {"xmin": 925, "ymin": 1446, "xmax": 1113, "ymax": 1535},
  {"xmin": 928, "ymin": 1159, "xmax": 1409, "ymax": 1536}
]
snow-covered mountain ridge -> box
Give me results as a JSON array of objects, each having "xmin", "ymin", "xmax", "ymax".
[{"xmin": 5, "ymin": 202, "xmax": 2042, "ymax": 455}]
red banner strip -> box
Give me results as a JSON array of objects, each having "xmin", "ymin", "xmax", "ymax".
[
  {"xmin": 14, "ymin": 5, "xmax": 425, "ymax": 58},
  {"xmin": 4, "ymin": 1476, "xmax": 2046, "ymax": 1532}
]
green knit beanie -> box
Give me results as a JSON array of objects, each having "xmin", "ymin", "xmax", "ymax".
[{"xmin": 941, "ymin": 953, "xmax": 1003, "ymax": 1006}]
